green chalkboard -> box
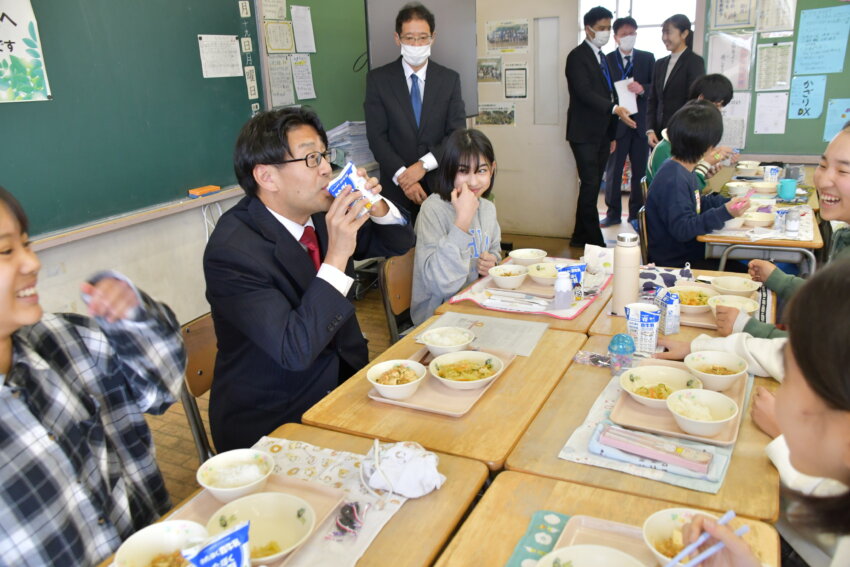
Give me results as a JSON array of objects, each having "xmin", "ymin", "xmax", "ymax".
[
  {"xmin": 262, "ymin": 0, "xmax": 368, "ymax": 128},
  {"xmin": 704, "ymin": 0, "xmax": 850, "ymax": 157},
  {"xmin": 0, "ymin": 0, "xmax": 263, "ymax": 235}
]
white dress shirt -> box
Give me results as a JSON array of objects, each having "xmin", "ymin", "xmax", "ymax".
[{"xmin": 392, "ymin": 59, "xmax": 438, "ymax": 186}]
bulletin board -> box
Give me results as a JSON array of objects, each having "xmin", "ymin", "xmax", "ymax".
[
  {"xmin": 704, "ymin": 0, "xmax": 850, "ymax": 157},
  {"xmin": 0, "ymin": 0, "xmax": 263, "ymax": 235}
]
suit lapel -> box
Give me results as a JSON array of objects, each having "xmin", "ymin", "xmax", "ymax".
[
  {"xmin": 420, "ymin": 63, "xmax": 439, "ymax": 132},
  {"xmin": 582, "ymin": 42, "xmax": 609, "ymax": 93},
  {"xmin": 247, "ymin": 197, "xmax": 317, "ymax": 292},
  {"xmin": 664, "ymin": 50, "xmax": 688, "ymax": 92},
  {"xmin": 389, "ymin": 58, "xmax": 420, "ymax": 133}
]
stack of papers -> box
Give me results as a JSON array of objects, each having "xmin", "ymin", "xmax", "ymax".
[{"xmin": 327, "ymin": 121, "xmax": 375, "ymax": 167}]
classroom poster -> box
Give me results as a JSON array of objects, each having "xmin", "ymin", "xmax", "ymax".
[
  {"xmin": 788, "ymin": 75, "xmax": 825, "ymax": 120},
  {"xmin": 756, "ymin": 0, "xmax": 796, "ymax": 32},
  {"xmin": 477, "ymin": 57, "xmax": 502, "ymax": 83},
  {"xmin": 269, "ymin": 54, "xmax": 295, "ymax": 107},
  {"xmin": 793, "ymin": 5, "xmax": 850, "ymax": 76},
  {"xmin": 720, "ymin": 92, "xmax": 750, "ymax": 149},
  {"xmin": 707, "ymin": 32, "xmax": 753, "ymax": 90},
  {"xmin": 486, "ymin": 20, "xmax": 528, "ymax": 54},
  {"xmin": 754, "ymin": 92, "xmax": 788, "ymax": 134},
  {"xmin": 476, "ymin": 103, "xmax": 516, "ymax": 126},
  {"xmin": 0, "ymin": 0, "xmax": 52, "ymax": 102},
  {"xmin": 823, "ymin": 99, "xmax": 850, "ymax": 142},
  {"xmin": 198, "ymin": 35, "xmax": 243, "ymax": 78},
  {"xmin": 711, "ymin": 0, "xmax": 755, "ymax": 29},
  {"xmin": 755, "ymin": 42, "xmax": 792, "ymax": 91},
  {"xmin": 290, "ymin": 5, "xmax": 316, "ymax": 53},
  {"xmin": 290, "ymin": 53, "xmax": 315, "ymax": 99}
]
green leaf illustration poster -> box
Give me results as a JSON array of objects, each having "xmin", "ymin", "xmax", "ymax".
[{"xmin": 0, "ymin": 0, "xmax": 52, "ymax": 102}]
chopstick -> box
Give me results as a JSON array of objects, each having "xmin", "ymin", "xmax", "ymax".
[
  {"xmin": 731, "ymin": 189, "xmax": 756, "ymax": 210},
  {"xmin": 681, "ymin": 525, "xmax": 750, "ymax": 567},
  {"xmin": 663, "ymin": 510, "xmax": 736, "ymax": 567}
]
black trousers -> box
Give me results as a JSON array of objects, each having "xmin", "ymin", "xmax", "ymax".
[
  {"xmin": 604, "ymin": 128, "xmax": 649, "ymax": 222},
  {"xmin": 570, "ymin": 139, "xmax": 610, "ymax": 247}
]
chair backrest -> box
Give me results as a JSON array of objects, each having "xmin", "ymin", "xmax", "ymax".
[
  {"xmin": 378, "ymin": 248, "xmax": 415, "ymax": 344},
  {"xmin": 640, "ymin": 175, "xmax": 649, "ymax": 203},
  {"xmin": 637, "ymin": 206, "xmax": 649, "ymax": 265},
  {"xmin": 181, "ymin": 313, "xmax": 217, "ymax": 462}
]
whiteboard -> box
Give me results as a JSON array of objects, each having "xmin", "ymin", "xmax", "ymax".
[{"xmin": 365, "ymin": 0, "xmax": 478, "ymax": 117}]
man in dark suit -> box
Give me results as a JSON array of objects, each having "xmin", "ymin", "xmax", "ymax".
[
  {"xmin": 203, "ymin": 107, "xmax": 415, "ymax": 451},
  {"xmin": 566, "ymin": 6, "xmax": 637, "ymax": 248},
  {"xmin": 601, "ymin": 16, "xmax": 655, "ymax": 227},
  {"xmin": 646, "ymin": 14, "xmax": 705, "ymax": 148},
  {"xmin": 364, "ymin": 2, "xmax": 466, "ymax": 221}
]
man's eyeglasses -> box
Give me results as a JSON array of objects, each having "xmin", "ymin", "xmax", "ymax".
[
  {"xmin": 279, "ymin": 148, "xmax": 340, "ymax": 168},
  {"xmin": 399, "ymin": 34, "xmax": 433, "ymax": 45}
]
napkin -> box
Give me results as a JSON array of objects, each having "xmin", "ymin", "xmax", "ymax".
[{"xmin": 363, "ymin": 441, "xmax": 446, "ymax": 498}]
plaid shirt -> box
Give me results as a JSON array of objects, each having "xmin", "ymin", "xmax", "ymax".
[{"xmin": 0, "ymin": 289, "xmax": 186, "ymax": 566}]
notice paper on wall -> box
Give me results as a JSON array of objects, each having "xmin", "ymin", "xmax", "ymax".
[
  {"xmin": 755, "ymin": 42, "xmax": 792, "ymax": 91},
  {"xmin": 0, "ymin": 0, "xmax": 52, "ymax": 102},
  {"xmin": 823, "ymin": 99, "xmax": 850, "ymax": 142},
  {"xmin": 290, "ymin": 5, "xmax": 316, "ymax": 53},
  {"xmin": 198, "ymin": 35, "xmax": 243, "ymax": 78},
  {"xmin": 263, "ymin": 0, "xmax": 287, "ymax": 21},
  {"xmin": 707, "ymin": 32, "xmax": 753, "ymax": 90},
  {"xmin": 788, "ymin": 75, "xmax": 825, "ymax": 120},
  {"xmin": 794, "ymin": 4, "xmax": 850, "ymax": 76},
  {"xmin": 265, "ymin": 21, "xmax": 295, "ymax": 53},
  {"xmin": 720, "ymin": 91, "xmax": 750, "ymax": 148},
  {"xmin": 269, "ymin": 54, "xmax": 295, "ymax": 107},
  {"xmin": 754, "ymin": 92, "xmax": 788, "ymax": 134},
  {"xmin": 291, "ymin": 53, "xmax": 316, "ymax": 99}
]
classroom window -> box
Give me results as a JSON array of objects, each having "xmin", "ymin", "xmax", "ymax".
[{"xmin": 577, "ymin": 0, "xmax": 699, "ymax": 60}]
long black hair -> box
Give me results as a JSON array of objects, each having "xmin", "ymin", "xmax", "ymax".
[
  {"xmin": 435, "ymin": 129, "xmax": 496, "ymax": 202},
  {"xmin": 663, "ymin": 14, "xmax": 693, "ymax": 50},
  {"xmin": 783, "ymin": 258, "xmax": 850, "ymax": 534},
  {"xmin": 0, "ymin": 186, "xmax": 29, "ymax": 234}
]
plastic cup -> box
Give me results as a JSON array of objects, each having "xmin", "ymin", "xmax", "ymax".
[{"xmin": 778, "ymin": 178, "xmax": 797, "ymax": 200}]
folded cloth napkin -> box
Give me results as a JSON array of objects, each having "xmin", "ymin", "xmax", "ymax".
[{"xmin": 363, "ymin": 441, "xmax": 446, "ymax": 498}]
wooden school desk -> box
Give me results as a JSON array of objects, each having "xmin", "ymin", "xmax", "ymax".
[
  {"xmin": 264, "ymin": 424, "xmax": 488, "ymax": 567},
  {"xmin": 505, "ymin": 335, "xmax": 780, "ymax": 522},
  {"xmin": 302, "ymin": 316, "xmax": 586, "ymax": 471},
  {"xmin": 588, "ymin": 269, "xmax": 776, "ymax": 341},
  {"xmin": 435, "ymin": 472, "xmax": 780, "ymax": 566},
  {"xmin": 434, "ymin": 281, "xmax": 613, "ymax": 333}
]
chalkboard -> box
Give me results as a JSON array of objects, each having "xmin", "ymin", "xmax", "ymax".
[
  {"xmin": 255, "ymin": 0, "xmax": 369, "ymax": 130},
  {"xmin": 704, "ymin": 0, "xmax": 850, "ymax": 157},
  {"xmin": 0, "ymin": 0, "xmax": 262, "ymax": 235}
]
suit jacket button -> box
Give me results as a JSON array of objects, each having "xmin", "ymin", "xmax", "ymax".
[
  {"xmin": 327, "ymin": 324, "xmax": 334, "ymax": 332},
  {"xmin": 335, "ymin": 314, "xmax": 343, "ymax": 322}
]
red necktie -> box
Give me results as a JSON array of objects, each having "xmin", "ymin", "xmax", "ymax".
[{"xmin": 299, "ymin": 226, "xmax": 321, "ymax": 270}]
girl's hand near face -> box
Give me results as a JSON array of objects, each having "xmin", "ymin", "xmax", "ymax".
[
  {"xmin": 81, "ymin": 278, "xmax": 139, "ymax": 323},
  {"xmin": 451, "ymin": 183, "xmax": 479, "ymax": 233},
  {"xmin": 477, "ymin": 251, "xmax": 497, "ymax": 277}
]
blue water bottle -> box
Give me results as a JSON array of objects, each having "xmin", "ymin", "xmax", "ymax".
[{"xmin": 608, "ymin": 333, "xmax": 636, "ymax": 377}]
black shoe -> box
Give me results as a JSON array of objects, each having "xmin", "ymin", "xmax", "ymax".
[{"xmin": 600, "ymin": 217, "xmax": 622, "ymax": 228}]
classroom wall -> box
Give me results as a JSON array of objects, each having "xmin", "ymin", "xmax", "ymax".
[
  {"xmin": 35, "ymin": 195, "xmax": 242, "ymax": 325},
  {"xmin": 477, "ymin": 0, "xmax": 580, "ymax": 238}
]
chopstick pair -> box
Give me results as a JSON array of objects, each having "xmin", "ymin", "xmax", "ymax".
[{"xmin": 664, "ymin": 510, "xmax": 750, "ymax": 567}]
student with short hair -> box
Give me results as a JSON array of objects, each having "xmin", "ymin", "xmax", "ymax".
[
  {"xmin": 411, "ymin": 128, "xmax": 501, "ymax": 324},
  {"xmin": 204, "ymin": 107, "xmax": 414, "ymax": 451},
  {"xmin": 0, "ymin": 186, "xmax": 186, "ymax": 565},
  {"xmin": 645, "ymin": 101, "xmax": 749, "ymax": 267},
  {"xmin": 646, "ymin": 73, "xmax": 737, "ymax": 189}
]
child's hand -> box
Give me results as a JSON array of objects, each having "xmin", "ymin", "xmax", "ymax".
[
  {"xmin": 725, "ymin": 197, "xmax": 750, "ymax": 217},
  {"xmin": 715, "ymin": 306, "xmax": 741, "ymax": 336},
  {"xmin": 748, "ymin": 259, "xmax": 776, "ymax": 282},
  {"xmin": 682, "ymin": 516, "xmax": 761, "ymax": 567},
  {"xmin": 477, "ymin": 252, "xmax": 497, "ymax": 276},
  {"xmin": 752, "ymin": 386, "xmax": 780, "ymax": 438},
  {"xmin": 654, "ymin": 337, "xmax": 691, "ymax": 360},
  {"xmin": 705, "ymin": 146, "xmax": 733, "ymax": 166},
  {"xmin": 451, "ymin": 183, "xmax": 479, "ymax": 232},
  {"xmin": 81, "ymin": 278, "xmax": 139, "ymax": 323}
]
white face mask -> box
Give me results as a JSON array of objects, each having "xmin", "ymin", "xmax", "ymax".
[
  {"xmin": 401, "ymin": 43, "xmax": 430, "ymax": 67},
  {"xmin": 618, "ymin": 34, "xmax": 636, "ymax": 52},
  {"xmin": 589, "ymin": 28, "xmax": 610, "ymax": 48}
]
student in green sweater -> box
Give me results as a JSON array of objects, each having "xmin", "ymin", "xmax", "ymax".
[
  {"xmin": 646, "ymin": 74, "xmax": 737, "ymax": 190},
  {"xmin": 718, "ymin": 122, "xmax": 850, "ymax": 338}
]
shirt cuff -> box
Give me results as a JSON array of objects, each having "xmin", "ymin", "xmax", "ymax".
[
  {"xmin": 84, "ymin": 270, "xmax": 143, "ymax": 320},
  {"xmin": 611, "ymin": 105, "xmax": 618, "ymax": 115},
  {"xmin": 369, "ymin": 197, "xmax": 406, "ymax": 225},
  {"xmin": 317, "ymin": 264, "xmax": 354, "ymax": 297},
  {"xmin": 419, "ymin": 153, "xmax": 438, "ymax": 172},
  {"xmin": 392, "ymin": 166, "xmax": 406, "ymax": 186},
  {"xmin": 732, "ymin": 310, "xmax": 750, "ymax": 333}
]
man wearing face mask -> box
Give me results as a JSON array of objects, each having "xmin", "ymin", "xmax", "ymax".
[
  {"xmin": 364, "ymin": 2, "xmax": 466, "ymax": 221},
  {"xmin": 601, "ymin": 16, "xmax": 655, "ymax": 229},
  {"xmin": 565, "ymin": 6, "xmax": 637, "ymax": 248}
]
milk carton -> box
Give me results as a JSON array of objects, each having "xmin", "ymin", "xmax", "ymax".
[{"xmin": 655, "ymin": 288, "xmax": 681, "ymax": 336}]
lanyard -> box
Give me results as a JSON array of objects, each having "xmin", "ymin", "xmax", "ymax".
[
  {"xmin": 616, "ymin": 53, "xmax": 633, "ymax": 79},
  {"xmin": 598, "ymin": 52, "xmax": 614, "ymax": 92}
]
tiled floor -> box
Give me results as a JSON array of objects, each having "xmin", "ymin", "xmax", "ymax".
[{"xmin": 147, "ymin": 194, "xmax": 634, "ymax": 505}]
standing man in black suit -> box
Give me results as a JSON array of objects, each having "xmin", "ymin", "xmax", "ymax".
[
  {"xmin": 566, "ymin": 6, "xmax": 637, "ymax": 248},
  {"xmin": 203, "ymin": 107, "xmax": 415, "ymax": 451},
  {"xmin": 601, "ymin": 17, "xmax": 655, "ymax": 228},
  {"xmin": 646, "ymin": 14, "xmax": 705, "ymax": 148},
  {"xmin": 364, "ymin": 2, "xmax": 466, "ymax": 222}
]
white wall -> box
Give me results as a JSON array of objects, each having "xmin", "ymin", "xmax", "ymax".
[
  {"xmin": 477, "ymin": 0, "xmax": 580, "ymax": 238},
  {"xmin": 35, "ymin": 196, "xmax": 242, "ymax": 324}
]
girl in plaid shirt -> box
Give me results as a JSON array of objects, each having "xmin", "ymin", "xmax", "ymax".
[{"xmin": 0, "ymin": 186, "xmax": 187, "ymax": 566}]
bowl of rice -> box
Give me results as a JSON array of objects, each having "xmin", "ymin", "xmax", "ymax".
[
  {"xmin": 667, "ymin": 389, "xmax": 738, "ymax": 437},
  {"xmin": 643, "ymin": 508, "xmax": 719, "ymax": 566},
  {"xmin": 197, "ymin": 448, "xmax": 275, "ymax": 503},
  {"xmin": 420, "ymin": 326, "xmax": 475, "ymax": 356},
  {"xmin": 707, "ymin": 294, "xmax": 759, "ymax": 318},
  {"xmin": 508, "ymin": 248, "xmax": 547, "ymax": 266}
]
